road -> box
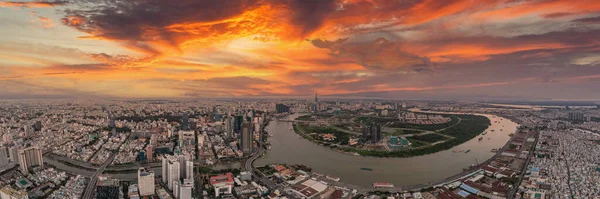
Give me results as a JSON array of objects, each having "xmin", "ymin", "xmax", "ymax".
[
  {"xmin": 80, "ymin": 149, "xmax": 119, "ymax": 198},
  {"xmin": 81, "ymin": 134, "xmax": 130, "ymax": 198}
]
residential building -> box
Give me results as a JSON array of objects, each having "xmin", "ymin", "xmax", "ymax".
[
  {"xmin": 18, "ymin": 146, "xmax": 43, "ymax": 174},
  {"xmin": 138, "ymin": 167, "xmax": 155, "ymax": 196}
]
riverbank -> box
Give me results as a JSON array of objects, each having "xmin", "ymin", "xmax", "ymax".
[{"xmin": 291, "ymin": 113, "xmax": 490, "ymax": 158}]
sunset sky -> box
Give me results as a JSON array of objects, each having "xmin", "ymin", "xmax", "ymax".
[{"xmin": 1, "ymin": 0, "xmax": 600, "ymax": 100}]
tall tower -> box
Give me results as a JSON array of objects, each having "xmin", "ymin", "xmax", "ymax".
[
  {"xmin": 315, "ymin": 92, "xmax": 318, "ymax": 102},
  {"xmin": 240, "ymin": 122, "xmax": 253, "ymax": 155}
]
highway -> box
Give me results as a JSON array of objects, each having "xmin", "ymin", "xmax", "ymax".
[{"xmin": 81, "ymin": 133, "xmax": 130, "ymax": 198}]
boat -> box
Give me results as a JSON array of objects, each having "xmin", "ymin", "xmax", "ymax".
[
  {"xmin": 373, "ymin": 182, "xmax": 395, "ymax": 188},
  {"xmin": 478, "ymin": 137, "xmax": 483, "ymax": 141},
  {"xmin": 482, "ymin": 131, "xmax": 488, "ymax": 135},
  {"xmin": 488, "ymin": 138, "xmax": 491, "ymax": 140},
  {"xmin": 465, "ymin": 149, "xmax": 471, "ymax": 153},
  {"xmin": 326, "ymin": 176, "xmax": 340, "ymax": 182},
  {"xmin": 491, "ymin": 148, "xmax": 498, "ymax": 152},
  {"xmin": 360, "ymin": 167, "xmax": 374, "ymax": 171}
]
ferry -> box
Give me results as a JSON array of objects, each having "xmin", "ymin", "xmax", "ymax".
[
  {"xmin": 326, "ymin": 176, "xmax": 341, "ymax": 182},
  {"xmin": 464, "ymin": 149, "xmax": 471, "ymax": 153},
  {"xmin": 373, "ymin": 182, "xmax": 395, "ymax": 188},
  {"xmin": 360, "ymin": 167, "xmax": 374, "ymax": 171}
]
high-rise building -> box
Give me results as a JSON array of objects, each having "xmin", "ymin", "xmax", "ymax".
[
  {"xmin": 162, "ymin": 155, "xmax": 181, "ymax": 190},
  {"xmin": 8, "ymin": 146, "xmax": 18, "ymax": 163},
  {"xmin": 96, "ymin": 175, "xmax": 120, "ymax": 199},
  {"xmin": 225, "ymin": 117, "xmax": 233, "ymax": 137},
  {"xmin": 178, "ymin": 131, "xmax": 195, "ymax": 147},
  {"xmin": 234, "ymin": 115, "xmax": 243, "ymax": 131},
  {"xmin": 361, "ymin": 126, "xmax": 370, "ymax": 141},
  {"xmin": 275, "ymin": 104, "xmax": 290, "ymax": 113},
  {"xmin": 240, "ymin": 122, "xmax": 253, "ymax": 155},
  {"xmin": 568, "ymin": 112, "xmax": 585, "ymax": 121},
  {"xmin": 185, "ymin": 161, "xmax": 194, "ymax": 182},
  {"xmin": 146, "ymin": 145, "xmax": 153, "ymax": 162},
  {"xmin": 33, "ymin": 121, "xmax": 42, "ymax": 132},
  {"xmin": 371, "ymin": 124, "xmax": 382, "ymax": 143},
  {"xmin": 138, "ymin": 167, "xmax": 155, "ymax": 196},
  {"xmin": 18, "ymin": 146, "xmax": 43, "ymax": 174},
  {"xmin": 0, "ymin": 186, "xmax": 28, "ymax": 199},
  {"xmin": 0, "ymin": 147, "xmax": 9, "ymax": 167},
  {"xmin": 182, "ymin": 111, "xmax": 190, "ymax": 130},
  {"xmin": 179, "ymin": 179, "xmax": 194, "ymax": 199}
]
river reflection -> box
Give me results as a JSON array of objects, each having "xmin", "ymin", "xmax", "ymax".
[{"xmin": 256, "ymin": 113, "xmax": 518, "ymax": 187}]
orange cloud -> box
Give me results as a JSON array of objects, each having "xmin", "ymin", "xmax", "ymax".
[{"xmin": 0, "ymin": 0, "xmax": 68, "ymax": 8}]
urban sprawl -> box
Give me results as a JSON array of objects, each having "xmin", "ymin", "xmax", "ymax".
[{"xmin": 0, "ymin": 97, "xmax": 599, "ymax": 199}]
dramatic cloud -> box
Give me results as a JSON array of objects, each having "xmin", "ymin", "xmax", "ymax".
[
  {"xmin": 1, "ymin": 0, "xmax": 600, "ymax": 99},
  {"xmin": 0, "ymin": 0, "xmax": 68, "ymax": 8}
]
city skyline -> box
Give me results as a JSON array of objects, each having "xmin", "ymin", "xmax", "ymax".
[{"xmin": 1, "ymin": 0, "xmax": 600, "ymax": 100}]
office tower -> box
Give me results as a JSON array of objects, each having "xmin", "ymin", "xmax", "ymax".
[
  {"xmin": 240, "ymin": 122, "xmax": 253, "ymax": 155},
  {"xmin": 33, "ymin": 121, "xmax": 42, "ymax": 132},
  {"xmin": 361, "ymin": 126, "xmax": 370, "ymax": 141},
  {"xmin": 275, "ymin": 104, "xmax": 290, "ymax": 113},
  {"xmin": 371, "ymin": 124, "xmax": 382, "ymax": 143},
  {"xmin": 0, "ymin": 147, "xmax": 9, "ymax": 167},
  {"xmin": 182, "ymin": 111, "xmax": 189, "ymax": 130},
  {"xmin": 146, "ymin": 145, "xmax": 153, "ymax": 162},
  {"xmin": 225, "ymin": 117, "xmax": 233, "ymax": 137},
  {"xmin": 162, "ymin": 155, "xmax": 184, "ymax": 190},
  {"xmin": 138, "ymin": 167, "xmax": 155, "ymax": 196},
  {"xmin": 0, "ymin": 186, "xmax": 28, "ymax": 199},
  {"xmin": 234, "ymin": 115, "xmax": 243, "ymax": 131},
  {"xmin": 8, "ymin": 146, "xmax": 17, "ymax": 163},
  {"xmin": 18, "ymin": 146, "xmax": 43, "ymax": 174},
  {"xmin": 96, "ymin": 175, "xmax": 120, "ymax": 199}
]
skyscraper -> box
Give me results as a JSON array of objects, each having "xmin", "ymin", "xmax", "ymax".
[
  {"xmin": 275, "ymin": 104, "xmax": 290, "ymax": 113},
  {"xmin": 96, "ymin": 175, "xmax": 120, "ymax": 199},
  {"xmin": 145, "ymin": 145, "xmax": 153, "ymax": 162},
  {"xmin": 185, "ymin": 161, "xmax": 194, "ymax": 182},
  {"xmin": 225, "ymin": 117, "xmax": 233, "ymax": 137},
  {"xmin": 234, "ymin": 115, "xmax": 243, "ymax": 131},
  {"xmin": 240, "ymin": 122, "xmax": 253, "ymax": 155},
  {"xmin": 371, "ymin": 124, "xmax": 382, "ymax": 143},
  {"xmin": 8, "ymin": 146, "xmax": 18, "ymax": 163},
  {"xmin": 162, "ymin": 155, "xmax": 181, "ymax": 190},
  {"xmin": 138, "ymin": 167, "xmax": 155, "ymax": 196},
  {"xmin": 182, "ymin": 111, "xmax": 190, "ymax": 130},
  {"xmin": 0, "ymin": 147, "xmax": 9, "ymax": 167},
  {"xmin": 361, "ymin": 126, "xmax": 371, "ymax": 142},
  {"xmin": 18, "ymin": 146, "xmax": 43, "ymax": 174}
]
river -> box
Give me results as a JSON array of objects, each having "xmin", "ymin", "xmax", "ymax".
[{"xmin": 255, "ymin": 113, "xmax": 518, "ymax": 187}]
